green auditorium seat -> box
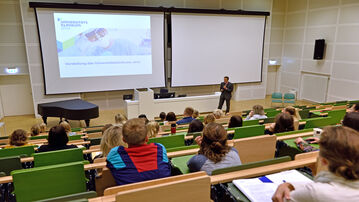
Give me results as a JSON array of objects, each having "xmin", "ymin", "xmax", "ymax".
[
  {"xmin": 233, "ymin": 125, "xmax": 265, "ymax": 139},
  {"xmin": 148, "ymin": 134, "xmax": 185, "ymax": 149},
  {"xmin": 327, "ymin": 109, "xmax": 346, "ymax": 124},
  {"xmin": 266, "ymin": 110, "xmax": 281, "ymax": 118},
  {"xmin": 0, "ymin": 145, "xmax": 35, "ymax": 158},
  {"xmin": 0, "ymin": 156, "xmax": 23, "ymax": 176},
  {"xmin": 304, "ymin": 116, "xmax": 336, "ymax": 129},
  {"xmin": 68, "ymin": 134, "xmax": 83, "ymax": 141},
  {"xmin": 11, "ymin": 162, "xmax": 87, "ymax": 202},
  {"xmin": 242, "ymin": 119, "xmax": 259, "ymax": 126},
  {"xmin": 33, "ymin": 148, "xmax": 87, "ymax": 167},
  {"xmin": 30, "ymin": 135, "xmax": 48, "ymax": 140}
]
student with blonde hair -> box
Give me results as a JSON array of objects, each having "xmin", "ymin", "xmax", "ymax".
[
  {"xmin": 272, "ymin": 126, "xmax": 359, "ymax": 202},
  {"xmin": 100, "ymin": 125, "xmax": 127, "ymax": 157},
  {"xmin": 6, "ymin": 129, "xmax": 31, "ymax": 148},
  {"xmin": 213, "ymin": 109, "xmax": 224, "ymax": 119},
  {"xmin": 204, "ymin": 114, "xmax": 216, "ymax": 125},
  {"xmin": 192, "ymin": 110, "xmax": 199, "ymax": 119},
  {"xmin": 147, "ymin": 121, "xmax": 160, "ymax": 138},
  {"xmin": 59, "ymin": 121, "xmax": 71, "ymax": 133},
  {"xmin": 30, "ymin": 124, "xmax": 41, "ymax": 137},
  {"xmin": 39, "ymin": 123, "xmax": 47, "ymax": 133},
  {"xmin": 282, "ymin": 106, "xmax": 301, "ymax": 130},
  {"xmin": 115, "ymin": 113, "xmax": 127, "ymax": 125},
  {"xmin": 245, "ymin": 105, "xmax": 267, "ymax": 120},
  {"xmin": 176, "ymin": 107, "xmax": 195, "ymax": 125}
]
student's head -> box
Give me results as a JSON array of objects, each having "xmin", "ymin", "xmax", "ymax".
[
  {"xmin": 228, "ymin": 116, "xmax": 243, "ymax": 128},
  {"xmin": 199, "ymin": 123, "xmax": 230, "ymax": 163},
  {"xmin": 147, "ymin": 121, "xmax": 160, "ymax": 138},
  {"xmin": 342, "ymin": 112, "xmax": 359, "ymax": 132},
  {"xmin": 9, "ymin": 129, "xmax": 28, "ymax": 146},
  {"xmin": 213, "ymin": 109, "xmax": 224, "ymax": 119},
  {"xmin": 319, "ymin": 126, "xmax": 359, "ymax": 180},
  {"xmin": 350, "ymin": 104, "xmax": 359, "ymax": 112},
  {"xmin": 204, "ymin": 114, "xmax": 216, "ymax": 125},
  {"xmin": 30, "ymin": 124, "xmax": 41, "ymax": 137},
  {"xmin": 252, "ymin": 105, "xmax": 265, "ymax": 116},
  {"xmin": 192, "ymin": 110, "xmax": 199, "ymax": 119},
  {"xmin": 224, "ymin": 76, "xmax": 229, "ymax": 83},
  {"xmin": 283, "ymin": 106, "xmax": 301, "ymax": 120},
  {"xmin": 138, "ymin": 114, "xmax": 149, "ymax": 124},
  {"xmin": 122, "ymin": 118, "xmax": 148, "ymax": 146},
  {"xmin": 188, "ymin": 119, "xmax": 204, "ymax": 133},
  {"xmin": 273, "ymin": 113, "xmax": 294, "ymax": 133},
  {"xmin": 100, "ymin": 125, "xmax": 126, "ymax": 156},
  {"xmin": 39, "ymin": 123, "xmax": 47, "ymax": 133},
  {"xmin": 48, "ymin": 125, "xmax": 69, "ymax": 147},
  {"xmin": 115, "ymin": 113, "xmax": 127, "ymax": 125},
  {"xmin": 166, "ymin": 112, "xmax": 177, "ymax": 122},
  {"xmin": 59, "ymin": 121, "xmax": 71, "ymax": 133},
  {"xmin": 184, "ymin": 107, "xmax": 194, "ymax": 117},
  {"xmin": 101, "ymin": 124, "xmax": 113, "ymax": 134},
  {"xmin": 159, "ymin": 112, "xmax": 166, "ymax": 121}
]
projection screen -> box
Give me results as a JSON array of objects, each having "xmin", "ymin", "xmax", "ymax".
[
  {"xmin": 35, "ymin": 8, "xmax": 165, "ymax": 94},
  {"xmin": 171, "ymin": 13, "xmax": 266, "ymax": 87}
]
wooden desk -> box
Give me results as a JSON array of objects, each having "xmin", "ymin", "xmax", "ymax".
[
  {"xmin": 210, "ymin": 157, "xmax": 317, "ymax": 184},
  {"xmin": 276, "ymin": 131, "xmax": 313, "ymax": 141},
  {"xmin": 88, "ymin": 157, "xmax": 317, "ymax": 202}
]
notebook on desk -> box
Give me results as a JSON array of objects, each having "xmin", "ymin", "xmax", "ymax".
[{"xmin": 233, "ymin": 170, "xmax": 312, "ymax": 202}]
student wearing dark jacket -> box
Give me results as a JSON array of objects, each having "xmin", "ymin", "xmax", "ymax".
[{"xmin": 37, "ymin": 125, "xmax": 77, "ymax": 152}]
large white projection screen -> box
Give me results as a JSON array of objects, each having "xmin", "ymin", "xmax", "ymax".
[
  {"xmin": 171, "ymin": 14, "xmax": 266, "ymax": 87},
  {"xmin": 35, "ymin": 8, "xmax": 165, "ymax": 94}
]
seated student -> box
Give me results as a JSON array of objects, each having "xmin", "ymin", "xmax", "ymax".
[
  {"xmin": 213, "ymin": 109, "xmax": 224, "ymax": 119},
  {"xmin": 165, "ymin": 112, "xmax": 177, "ymax": 122},
  {"xmin": 101, "ymin": 124, "xmax": 113, "ymax": 134},
  {"xmin": 245, "ymin": 105, "xmax": 267, "ymax": 120},
  {"xmin": 272, "ymin": 126, "xmax": 359, "ymax": 202},
  {"xmin": 176, "ymin": 107, "xmax": 195, "ymax": 125},
  {"xmin": 295, "ymin": 112, "xmax": 359, "ymax": 152},
  {"xmin": 6, "ymin": 129, "xmax": 31, "ymax": 148},
  {"xmin": 30, "ymin": 124, "xmax": 41, "ymax": 137},
  {"xmin": 192, "ymin": 110, "xmax": 199, "ymax": 119},
  {"xmin": 204, "ymin": 114, "xmax": 216, "ymax": 125},
  {"xmin": 187, "ymin": 123, "xmax": 242, "ymax": 175},
  {"xmin": 159, "ymin": 112, "xmax": 166, "ymax": 122},
  {"xmin": 147, "ymin": 121, "xmax": 160, "ymax": 138},
  {"xmin": 138, "ymin": 114, "xmax": 149, "ymax": 124},
  {"xmin": 37, "ymin": 125, "xmax": 77, "ymax": 152},
  {"xmin": 107, "ymin": 118, "xmax": 171, "ymax": 185},
  {"xmin": 268, "ymin": 113, "xmax": 294, "ymax": 134},
  {"xmin": 99, "ymin": 125, "xmax": 127, "ymax": 158},
  {"xmin": 39, "ymin": 123, "xmax": 47, "ymax": 134},
  {"xmin": 228, "ymin": 115, "xmax": 243, "ymax": 128},
  {"xmin": 59, "ymin": 121, "xmax": 76, "ymax": 136},
  {"xmin": 115, "ymin": 113, "xmax": 127, "ymax": 125},
  {"xmin": 348, "ymin": 103, "xmax": 359, "ymax": 113},
  {"xmin": 282, "ymin": 106, "xmax": 301, "ymax": 130},
  {"xmin": 187, "ymin": 119, "xmax": 204, "ymax": 134}
]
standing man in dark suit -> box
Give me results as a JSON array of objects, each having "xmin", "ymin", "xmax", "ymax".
[{"xmin": 218, "ymin": 76, "xmax": 233, "ymax": 114}]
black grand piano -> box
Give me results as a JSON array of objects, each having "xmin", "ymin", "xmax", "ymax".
[{"xmin": 38, "ymin": 99, "xmax": 99, "ymax": 127}]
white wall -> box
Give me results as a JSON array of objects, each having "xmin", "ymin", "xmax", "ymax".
[
  {"xmin": 16, "ymin": 0, "xmax": 275, "ymax": 116},
  {"xmin": 0, "ymin": 0, "xmax": 34, "ymax": 116},
  {"xmin": 278, "ymin": 0, "xmax": 359, "ymax": 102}
]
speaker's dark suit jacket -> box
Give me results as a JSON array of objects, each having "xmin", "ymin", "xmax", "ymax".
[{"xmin": 220, "ymin": 82, "xmax": 233, "ymax": 98}]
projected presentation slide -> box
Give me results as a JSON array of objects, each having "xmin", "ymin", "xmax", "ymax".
[{"xmin": 54, "ymin": 13, "xmax": 152, "ymax": 78}]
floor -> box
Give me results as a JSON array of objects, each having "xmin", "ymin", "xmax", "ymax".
[{"xmin": 0, "ymin": 95, "xmax": 313, "ymax": 137}]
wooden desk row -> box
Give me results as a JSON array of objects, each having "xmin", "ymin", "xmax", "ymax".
[{"xmin": 88, "ymin": 156, "xmax": 317, "ymax": 202}]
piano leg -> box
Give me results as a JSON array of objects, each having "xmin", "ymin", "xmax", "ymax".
[
  {"xmin": 42, "ymin": 116, "xmax": 47, "ymax": 125},
  {"xmin": 85, "ymin": 119, "xmax": 90, "ymax": 127}
]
